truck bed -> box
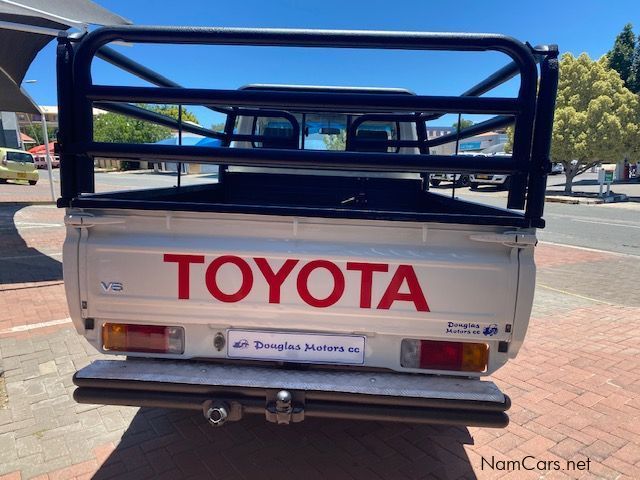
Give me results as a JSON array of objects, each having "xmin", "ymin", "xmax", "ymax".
[{"xmin": 68, "ymin": 172, "xmax": 529, "ymax": 227}]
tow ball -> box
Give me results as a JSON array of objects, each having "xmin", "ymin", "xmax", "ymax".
[{"xmin": 265, "ymin": 390, "xmax": 305, "ymax": 424}]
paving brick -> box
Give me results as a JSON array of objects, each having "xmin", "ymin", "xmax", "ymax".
[
  {"xmin": 0, "ymin": 473, "xmax": 21, "ymax": 480},
  {"xmin": 579, "ymin": 439, "xmax": 620, "ymax": 463},
  {"xmin": 15, "ymin": 435, "xmax": 42, "ymax": 458},
  {"xmin": 1, "ymin": 207, "xmax": 640, "ymax": 480}
]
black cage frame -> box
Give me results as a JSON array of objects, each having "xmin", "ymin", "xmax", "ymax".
[{"xmin": 56, "ymin": 26, "xmax": 558, "ymax": 228}]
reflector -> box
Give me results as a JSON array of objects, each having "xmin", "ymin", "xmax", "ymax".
[
  {"xmin": 103, "ymin": 323, "xmax": 184, "ymax": 354},
  {"xmin": 400, "ymin": 339, "xmax": 488, "ymax": 372}
]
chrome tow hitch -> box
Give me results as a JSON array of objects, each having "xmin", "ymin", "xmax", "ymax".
[{"xmin": 265, "ymin": 390, "xmax": 305, "ymax": 425}]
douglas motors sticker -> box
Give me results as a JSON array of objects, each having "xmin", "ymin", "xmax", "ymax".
[{"xmin": 445, "ymin": 322, "xmax": 499, "ymax": 337}]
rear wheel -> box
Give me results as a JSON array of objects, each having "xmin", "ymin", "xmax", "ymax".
[
  {"xmin": 430, "ymin": 179, "xmax": 441, "ymax": 187},
  {"xmin": 455, "ymin": 175, "xmax": 470, "ymax": 188},
  {"xmin": 29, "ymin": 180, "xmax": 37, "ymax": 186},
  {"xmin": 470, "ymin": 183, "xmax": 479, "ymax": 191}
]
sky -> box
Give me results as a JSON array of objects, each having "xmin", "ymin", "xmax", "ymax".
[{"xmin": 21, "ymin": 0, "xmax": 640, "ymax": 128}]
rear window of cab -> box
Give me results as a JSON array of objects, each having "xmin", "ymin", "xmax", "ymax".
[{"xmin": 6, "ymin": 151, "xmax": 34, "ymax": 163}]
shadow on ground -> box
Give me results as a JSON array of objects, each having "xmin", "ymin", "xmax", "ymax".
[
  {"xmin": 94, "ymin": 408, "xmax": 476, "ymax": 479},
  {"xmin": 0, "ymin": 202, "xmax": 62, "ymax": 285}
]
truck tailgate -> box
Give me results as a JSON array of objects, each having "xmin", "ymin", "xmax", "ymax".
[{"xmin": 64, "ymin": 209, "xmax": 534, "ymax": 375}]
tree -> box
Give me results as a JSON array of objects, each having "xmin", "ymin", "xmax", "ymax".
[
  {"xmin": 322, "ymin": 130, "xmax": 346, "ymax": 150},
  {"xmin": 21, "ymin": 124, "xmax": 57, "ymax": 145},
  {"xmin": 93, "ymin": 104, "xmax": 201, "ymax": 144},
  {"xmin": 628, "ymin": 39, "xmax": 640, "ymax": 94},
  {"xmin": 607, "ymin": 24, "xmax": 636, "ymax": 89},
  {"xmin": 451, "ymin": 118, "xmax": 474, "ymax": 132},
  {"xmin": 552, "ymin": 53, "xmax": 640, "ymax": 193},
  {"xmin": 93, "ymin": 105, "xmax": 200, "ymax": 170},
  {"xmin": 151, "ymin": 105, "xmax": 199, "ymax": 124},
  {"xmin": 93, "ymin": 112, "xmax": 170, "ymax": 144},
  {"xmin": 211, "ymin": 122, "xmax": 226, "ymax": 132}
]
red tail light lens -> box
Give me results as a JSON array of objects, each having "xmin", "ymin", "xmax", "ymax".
[
  {"xmin": 400, "ymin": 339, "xmax": 488, "ymax": 372},
  {"xmin": 103, "ymin": 323, "xmax": 184, "ymax": 354}
]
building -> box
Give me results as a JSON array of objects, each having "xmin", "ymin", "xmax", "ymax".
[
  {"xmin": 16, "ymin": 106, "xmax": 107, "ymax": 132},
  {"xmin": 16, "ymin": 105, "xmax": 59, "ymax": 130},
  {"xmin": 0, "ymin": 111, "xmax": 21, "ymax": 148},
  {"xmin": 427, "ymin": 126, "xmax": 508, "ymax": 155}
]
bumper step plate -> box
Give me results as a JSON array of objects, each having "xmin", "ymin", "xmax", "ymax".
[{"xmin": 73, "ymin": 359, "xmax": 510, "ymax": 427}]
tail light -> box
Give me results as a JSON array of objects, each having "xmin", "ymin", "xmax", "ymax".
[
  {"xmin": 102, "ymin": 323, "xmax": 184, "ymax": 354},
  {"xmin": 400, "ymin": 339, "xmax": 488, "ymax": 372}
]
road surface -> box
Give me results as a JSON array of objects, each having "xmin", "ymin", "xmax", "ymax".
[{"xmin": 16, "ymin": 169, "xmax": 640, "ymax": 256}]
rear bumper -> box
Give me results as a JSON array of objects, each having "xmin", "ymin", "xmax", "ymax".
[
  {"xmin": 470, "ymin": 176, "xmax": 507, "ymax": 185},
  {"xmin": 0, "ymin": 170, "xmax": 38, "ymax": 181},
  {"xmin": 73, "ymin": 359, "xmax": 510, "ymax": 427}
]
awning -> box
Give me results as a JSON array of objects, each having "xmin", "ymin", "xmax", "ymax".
[
  {"xmin": 28, "ymin": 141, "xmax": 54, "ymax": 153},
  {"xmin": 20, "ymin": 131, "xmax": 35, "ymax": 143},
  {"xmin": 0, "ymin": 1, "xmax": 130, "ymax": 114}
]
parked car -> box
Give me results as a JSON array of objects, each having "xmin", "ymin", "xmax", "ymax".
[
  {"xmin": 469, "ymin": 174, "xmax": 510, "ymax": 190},
  {"xmin": 429, "ymin": 173, "xmax": 470, "ymax": 187},
  {"xmin": 33, "ymin": 153, "xmax": 60, "ymax": 169},
  {"xmin": 0, "ymin": 147, "xmax": 38, "ymax": 185},
  {"xmin": 550, "ymin": 162, "xmax": 563, "ymax": 175}
]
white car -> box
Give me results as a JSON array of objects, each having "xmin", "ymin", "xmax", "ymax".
[
  {"xmin": 429, "ymin": 173, "xmax": 470, "ymax": 187},
  {"xmin": 469, "ymin": 174, "xmax": 510, "ymax": 190},
  {"xmin": 550, "ymin": 162, "xmax": 563, "ymax": 175},
  {"xmin": 33, "ymin": 153, "xmax": 60, "ymax": 169}
]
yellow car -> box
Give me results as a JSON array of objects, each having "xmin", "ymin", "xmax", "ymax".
[{"xmin": 0, "ymin": 147, "xmax": 39, "ymax": 185}]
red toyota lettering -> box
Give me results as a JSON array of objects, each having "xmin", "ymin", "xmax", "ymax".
[
  {"xmin": 377, "ymin": 264, "xmax": 430, "ymax": 312},
  {"xmin": 346, "ymin": 262, "xmax": 389, "ymax": 308},
  {"xmin": 296, "ymin": 260, "xmax": 345, "ymax": 308},
  {"xmin": 205, "ymin": 255, "xmax": 253, "ymax": 303},
  {"xmin": 163, "ymin": 253, "xmax": 205, "ymax": 299},
  {"xmin": 254, "ymin": 258, "xmax": 299, "ymax": 303},
  {"xmin": 165, "ymin": 254, "xmax": 429, "ymax": 312}
]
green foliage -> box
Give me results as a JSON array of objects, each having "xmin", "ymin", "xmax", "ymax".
[
  {"xmin": 552, "ymin": 53, "xmax": 640, "ymax": 192},
  {"xmin": 150, "ymin": 105, "xmax": 199, "ymax": 124},
  {"xmin": 21, "ymin": 124, "xmax": 57, "ymax": 145},
  {"xmin": 504, "ymin": 126, "xmax": 513, "ymax": 154},
  {"xmin": 629, "ymin": 40, "xmax": 640, "ymax": 94},
  {"xmin": 93, "ymin": 112, "xmax": 170, "ymax": 144},
  {"xmin": 607, "ymin": 24, "xmax": 636, "ymax": 86},
  {"xmin": 322, "ymin": 130, "xmax": 346, "ymax": 150},
  {"xmin": 211, "ymin": 122, "xmax": 226, "ymax": 132},
  {"xmin": 93, "ymin": 105, "xmax": 200, "ymax": 171},
  {"xmin": 451, "ymin": 118, "xmax": 474, "ymax": 132}
]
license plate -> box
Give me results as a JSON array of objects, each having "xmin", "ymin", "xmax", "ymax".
[
  {"xmin": 227, "ymin": 330, "xmax": 366, "ymax": 365},
  {"xmin": 16, "ymin": 172, "xmax": 26, "ymax": 179},
  {"xmin": 477, "ymin": 175, "xmax": 491, "ymax": 180}
]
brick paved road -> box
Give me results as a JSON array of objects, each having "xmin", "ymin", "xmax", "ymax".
[{"xmin": 1, "ymin": 204, "xmax": 639, "ymax": 479}]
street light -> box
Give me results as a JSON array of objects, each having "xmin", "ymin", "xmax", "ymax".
[{"xmin": 23, "ymin": 79, "xmax": 55, "ymax": 201}]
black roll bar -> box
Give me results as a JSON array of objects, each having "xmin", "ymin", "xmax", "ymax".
[{"xmin": 57, "ymin": 26, "xmax": 558, "ymax": 228}]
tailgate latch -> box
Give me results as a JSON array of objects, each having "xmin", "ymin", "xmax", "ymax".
[
  {"xmin": 469, "ymin": 232, "xmax": 537, "ymax": 248},
  {"xmin": 65, "ymin": 214, "xmax": 125, "ymax": 228},
  {"xmin": 265, "ymin": 390, "xmax": 305, "ymax": 425}
]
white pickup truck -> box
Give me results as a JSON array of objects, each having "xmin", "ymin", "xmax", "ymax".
[{"xmin": 57, "ymin": 27, "xmax": 558, "ymax": 427}]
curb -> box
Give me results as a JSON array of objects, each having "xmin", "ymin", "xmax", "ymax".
[
  {"xmin": 545, "ymin": 196, "xmax": 603, "ymax": 205},
  {"xmin": 545, "ymin": 193, "xmax": 629, "ymax": 205},
  {"xmin": 0, "ymin": 200, "xmax": 56, "ymax": 206}
]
